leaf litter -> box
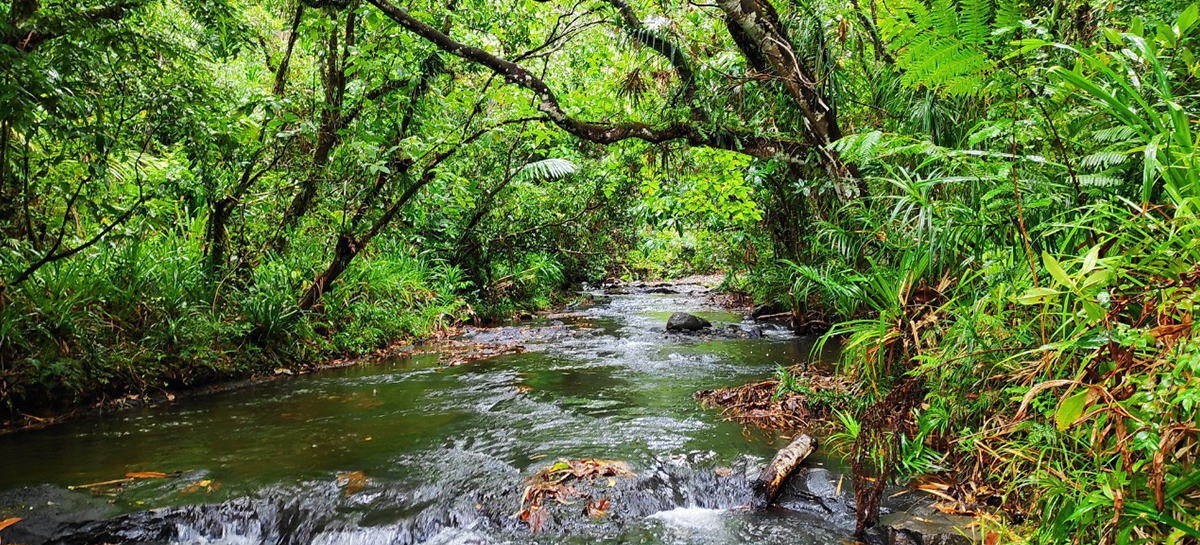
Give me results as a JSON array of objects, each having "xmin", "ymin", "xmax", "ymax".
[{"xmin": 516, "ymin": 459, "xmax": 634, "ymax": 532}]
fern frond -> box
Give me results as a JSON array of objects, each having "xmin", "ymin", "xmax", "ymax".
[
  {"xmin": 883, "ymin": 0, "xmax": 999, "ymax": 97},
  {"xmin": 1090, "ymin": 126, "xmax": 1139, "ymax": 143},
  {"xmin": 1079, "ymin": 150, "xmax": 1131, "ymax": 169},
  {"xmin": 1077, "ymin": 173, "xmax": 1124, "ymax": 187}
]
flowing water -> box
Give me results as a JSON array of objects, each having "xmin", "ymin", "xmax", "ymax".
[{"xmin": 0, "ymin": 285, "xmax": 962, "ymax": 544}]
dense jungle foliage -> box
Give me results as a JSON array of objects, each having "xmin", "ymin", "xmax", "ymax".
[{"xmin": 2, "ymin": 0, "xmax": 1200, "ymax": 541}]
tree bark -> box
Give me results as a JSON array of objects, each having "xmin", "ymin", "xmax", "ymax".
[
  {"xmin": 273, "ymin": 8, "xmax": 356, "ymax": 248},
  {"xmin": 0, "ymin": 120, "xmax": 10, "ymax": 236},
  {"xmin": 206, "ymin": 196, "xmax": 236, "ymax": 273},
  {"xmin": 298, "ymin": 117, "xmax": 539, "ymax": 309},
  {"xmin": 714, "ymin": 0, "xmax": 862, "ymax": 195},
  {"xmin": 273, "ymin": 4, "xmax": 306, "ymax": 95},
  {"xmin": 2, "ymin": 1, "xmax": 146, "ymax": 52},
  {"xmin": 850, "ymin": 0, "xmax": 895, "ymax": 65},
  {"xmin": 298, "ymin": 232, "xmax": 359, "ymax": 310},
  {"xmin": 755, "ymin": 434, "xmax": 817, "ymax": 508},
  {"xmin": 606, "ymin": 0, "xmax": 701, "ymax": 117}
]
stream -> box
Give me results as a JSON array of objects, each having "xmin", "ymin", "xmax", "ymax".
[{"xmin": 0, "ymin": 282, "xmax": 968, "ymax": 544}]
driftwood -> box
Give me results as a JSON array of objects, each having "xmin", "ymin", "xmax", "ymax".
[
  {"xmin": 754, "ymin": 312, "xmax": 792, "ymax": 321},
  {"xmin": 755, "ymin": 434, "xmax": 817, "ymax": 508}
]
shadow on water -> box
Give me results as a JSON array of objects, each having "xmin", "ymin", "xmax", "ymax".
[{"xmin": 0, "ymin": 289, "xmax": 957, "ymax": 545}]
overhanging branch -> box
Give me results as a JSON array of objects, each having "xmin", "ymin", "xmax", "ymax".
[{"xmin": 365, "ymin": 0, "xmax": 809, "ymax": 162}]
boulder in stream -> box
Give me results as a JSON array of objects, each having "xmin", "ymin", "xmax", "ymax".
[
  {"xmin": 666, "ymin": 312, "xmax": 711, "ymax": 332},
  {"xmin": 860, "ymin": 525, "xmax": 974, "ymax": 545}
]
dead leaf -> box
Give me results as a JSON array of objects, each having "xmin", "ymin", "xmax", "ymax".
[
  {"xmin": 517, "ymin": 458, "xmax": 634, "ymax": 531},
  {"xmin": 337, "ymin": 471, "xmax": 368, "ymax": 496},
  {"xmin": 585, "ymin": 498, "xmax": 610, "ymax": 519},
  {"xmin": 180, "ymin": 479, "xmax": 219, "ymax": 495},
  {"xmin": 0, "ymin": 518, "xmax": 18, "ymax": 545},
  {"xmin": 0, "ymin": 517, "xmax": 21, "ymax": 541},
  {"xmin": 526, "ymin": 504, "xmax": 548, "ymax": 532}
]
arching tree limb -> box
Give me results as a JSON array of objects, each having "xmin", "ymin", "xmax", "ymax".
[
  {"xmin": 713, "ymin": 0, "xmax": 858, "ymax": 185},
  {"xmin": 364, "ymin": 0, "xmax": 810, "ymax": 162}
]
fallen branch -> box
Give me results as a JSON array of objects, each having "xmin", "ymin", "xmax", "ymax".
[
  {"xmin": 754, "ymin": 433, "xmax": 817, "ymax": 508},
  {"xmin": 754, "ymin": 312, "xmax": 792, "ymax": 321}
]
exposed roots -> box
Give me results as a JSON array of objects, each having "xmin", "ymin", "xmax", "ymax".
[{"xmin": 851, "ymin": 374, "xmax": 926, "ymax": 537}]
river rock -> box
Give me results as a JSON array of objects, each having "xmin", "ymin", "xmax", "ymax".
[
  {"xmin": 860, "ymin": 525, "xmax": 973, "ymax": 545},
  {"xmin": 666, "ymin": 312, "xmax": 711, "ymax": 331},
  {"xmin": 0, "ymin": 485, "xmax": 120, "ymax": 544}
]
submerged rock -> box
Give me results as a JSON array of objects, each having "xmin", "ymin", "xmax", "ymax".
[
  {"xmin": 859, "ymin": 525, "xmax": 973, "ymax": 545},
  {"xmin": 0, "ymin": 485, "xmax": 120, "ymax": 545},
  {"xmin": 666, "ymin": 312, "xmax": 711, "ymax": 331}
]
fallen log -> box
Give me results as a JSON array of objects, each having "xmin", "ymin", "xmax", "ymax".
[{"xmin": 754, "ymin": 434, "xmax": 817, "ymax": 508}]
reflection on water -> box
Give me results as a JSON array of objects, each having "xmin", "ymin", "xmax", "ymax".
[{"xmin": 0, "ymin": 291, "xmax": 882, "ymax": 545}]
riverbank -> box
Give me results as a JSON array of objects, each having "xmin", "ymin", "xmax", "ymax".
[{"xmin": 0, "ymin": 275, "xmax": 742, "ymax": 434}]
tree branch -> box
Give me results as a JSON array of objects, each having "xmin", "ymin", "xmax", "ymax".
[
  {"xmin": 3, "ymin": 0, "xmax": 147, "ymax": 52},
  {"xmin": 365, "ymin": 0, "xmax": 809, "ymax": 162},
  {"xmin": 606, "ymin": 0, "xmax": 699, "ymax": 113}
]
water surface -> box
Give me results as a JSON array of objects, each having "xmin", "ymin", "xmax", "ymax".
[{"xmin": 0, "ymin": 290, "xmax": 913, "ymax": 544}]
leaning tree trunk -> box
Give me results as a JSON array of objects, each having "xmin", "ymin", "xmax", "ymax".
[
  {"xmin": 205, "ymin": 195, "xmax": 236, "ymax": 273},
  {"xmin": 715, "ymin": 0, "xmax": 866, "ymax": 197},
  {"xmin": 299, "ymin": 233, "xmax": 360, "ymax": 310}
]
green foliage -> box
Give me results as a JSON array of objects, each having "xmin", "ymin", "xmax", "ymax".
[
  {"xmin": 879, "ymin": 0, "xmax": 1007, "ymax": 97},
  {"xmin": 806, "ymin": 2, "xmax": 1200, "ymax": 538},
  {"xmin": 3, "ymin": 0, "xmax": 1200, "ymax": 541}
]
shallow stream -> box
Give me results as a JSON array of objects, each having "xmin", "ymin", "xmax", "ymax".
[{"xmin": 0, "ymin": 284, "xmax": 960, "ymax": 544}]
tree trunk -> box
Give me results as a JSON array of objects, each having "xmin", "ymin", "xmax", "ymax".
[
  {"xmin": 299, "ymin": 233, "xmax": 359, "ymax": 310},
  {"xmin": 273, "ymin": 9, "xmax": 355, "ymax": 250},
  {"xmin": 715, "ymin": 0, "xmax": 864, "ymax": 195},
  {"xmin": 206, "ymin": 196, "xmax": 236, "ymax": 273},
  {"xmin": 0, "ymin": 119, "xmax": 11, "ymax": 238},
  {"xmin": 8, "ymin": 0, "xmax": 38, "ymax": 25},
  {"xmin": 273, "ymin": 4, "xmax": 305, "ymax": 95}
]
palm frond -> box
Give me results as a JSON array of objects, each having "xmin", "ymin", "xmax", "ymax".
[{"xmin": 518, "ymin": 158, "xmax": 578, "ymax": 180}]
